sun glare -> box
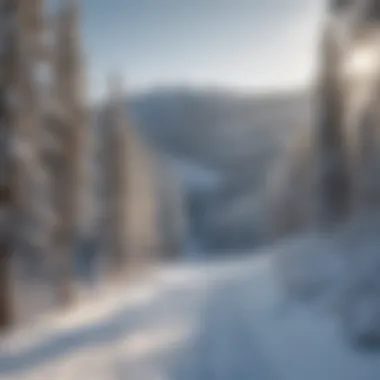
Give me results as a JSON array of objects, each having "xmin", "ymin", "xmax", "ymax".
[{"xmin": 342, "ymin": 45, "xmax": 380, "ymax": 79}]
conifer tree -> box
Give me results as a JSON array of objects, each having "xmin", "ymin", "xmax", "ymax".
[
  {"xmin": 52, "ymin": 0, "xmax": 89, "ymax": 304},
  {"xmin": 314, "ymin": 23, "xmax": 350, "ymax": 227},
  {"xmin": 0, "ymin": 0, "xmax": 46, "ymax": 329},
  {"xmin": 102, "ymin": 74, "xmax": 129, "ymax": 279}
]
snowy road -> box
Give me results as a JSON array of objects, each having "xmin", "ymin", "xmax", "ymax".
[{"xmin": 1, "ymin": 251, "xmax": 380, "ymax": 380}]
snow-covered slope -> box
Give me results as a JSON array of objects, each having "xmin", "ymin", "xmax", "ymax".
[{"xmin": 2, "ymin": 247, "xmax": 380, "ymax": 380}]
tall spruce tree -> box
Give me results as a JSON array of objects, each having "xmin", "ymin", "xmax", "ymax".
[
  {"xmin": 314, "ymin": 23, "xmax": 350, "ymax": 227},
  {"xmin": 0, "ymin": 0, "xmax": 46, "ymax": 329},
  {"xmin": 52, "ymin": 0, "xmax": 89, "ymax": 305},
  {"xmin": 102, "ymin": 74, "xmax": 129, "ymax": 279}
]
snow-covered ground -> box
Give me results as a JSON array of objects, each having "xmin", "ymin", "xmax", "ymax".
[{"xmin": 1, "ymin": 248, "xmax": 380, "ymax": 380}]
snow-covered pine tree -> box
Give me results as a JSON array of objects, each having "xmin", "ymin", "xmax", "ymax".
[
  {"xmin": 313, "ymin": 22, "xmax": 350, "ymax": 227},
  {"xmin": 0, "ymin": 0, "xmax": 17, "ymax": 330},
  {"xmin": 52, "ymin": 0, "xmax": 89, "ymax": 305},
  {"xmin": 101, "ymin": 74, "xmax": 129, "ymax": 279},
  {"xmin": 0, "ymin": 0, "xmax": 47, "ymax": 329},
  {"xmin": 19, "ymin": 0, "xmax": 52, "ymax": 276}
]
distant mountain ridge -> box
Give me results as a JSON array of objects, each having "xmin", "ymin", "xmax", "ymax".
[
  {"xmin": 124, "ymin": 87, "xmax": 314, "ymax": 251},
  {"xmin": 129, "ymin": 87, "xmax": 312, "ymax": 175}
]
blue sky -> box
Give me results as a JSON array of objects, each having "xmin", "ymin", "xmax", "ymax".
[{"xmin": 72, "ymin": 0, "xmax": 326, "ymax": 100}]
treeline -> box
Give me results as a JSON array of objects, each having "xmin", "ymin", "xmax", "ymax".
[{"xmin": 0, "ymin": 0, "xmax": 185, "ymax": 331}]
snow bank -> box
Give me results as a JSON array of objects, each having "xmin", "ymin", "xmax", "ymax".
[
  {"xmin": 3, "ymin": 249, "xmax": 380, "ymax": 380},
  {"xmin": 274, "ymin": 233, "xmax": 346, "ymax": 307},
  {"xmin": 274, "ymin": 219, "xmax": 380, "ymax": 350}
]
